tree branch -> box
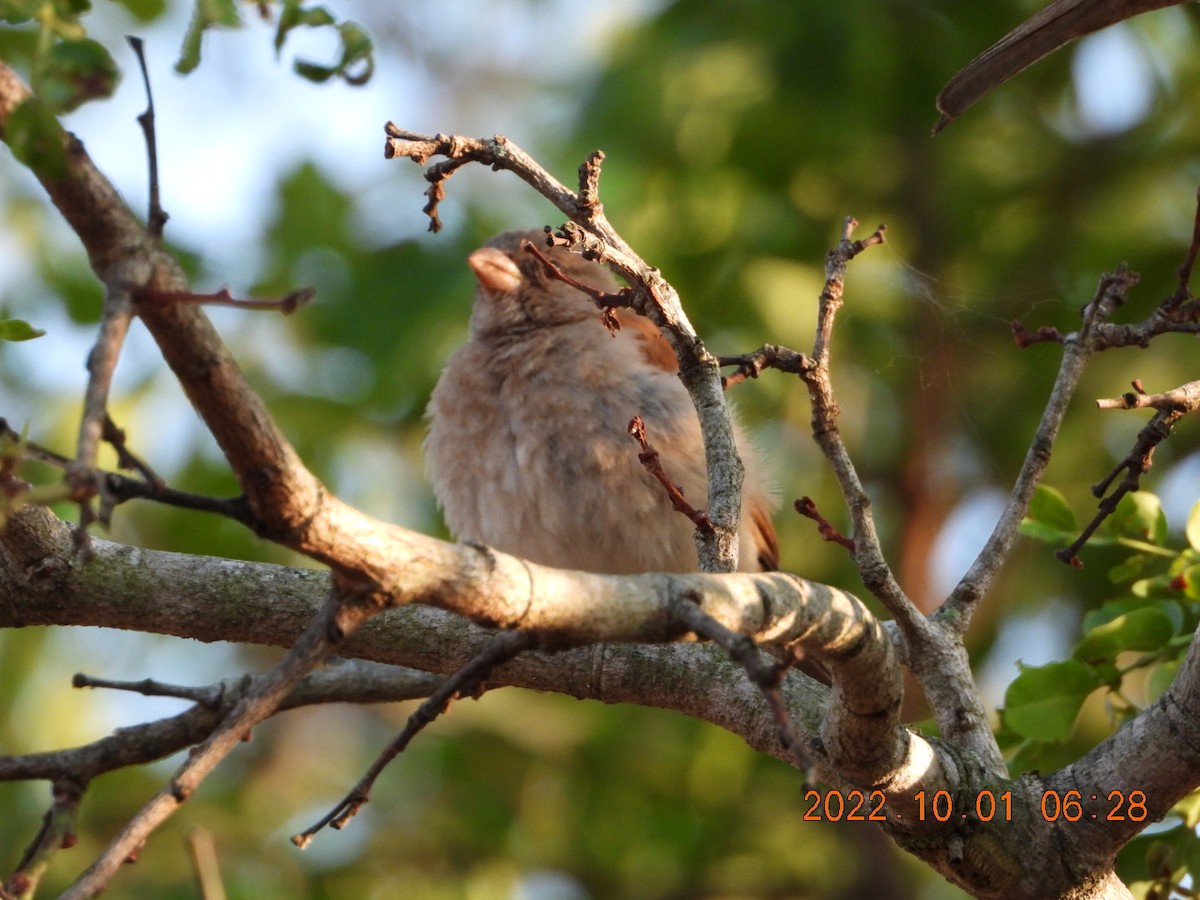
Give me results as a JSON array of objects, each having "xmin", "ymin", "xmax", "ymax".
[
  {"xmin": 1054, "ymin": 379, "xmax": 1200, "ymax": 565},
  {"xmin": 0, "ymin": 503, "xmax": 978, "ymax": 846},
  {"xmin": 941, "ymin": 266, "xmax": 1138, "ymax": 625},
  {"xmin": 0, "ymin": 662, "xmax": 442, "ymax": 785},
  {"xmin": 294, "ymin": 629, "xmax": 539, "ymax": 845},
  {"xmin": 60, "ymin": 582, "xmax": 372, "ymax": 898}
]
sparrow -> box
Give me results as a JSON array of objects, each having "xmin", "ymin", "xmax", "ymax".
[
  {"xmin": 425, "ymin": 230, "xmax": 778, "ymax": 576},
  {"xmin": 934, "ymin": 0, "xmax": 1190, "ymax": 132}
]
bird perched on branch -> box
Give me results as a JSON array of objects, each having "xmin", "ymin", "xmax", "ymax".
[
  {"xmin": 935, "ymin": 0, "xmax": 1190, "ymax": 132},
  {"xmin": 425, "ymin": 230, "xmax": 777, "ymax": 575}
]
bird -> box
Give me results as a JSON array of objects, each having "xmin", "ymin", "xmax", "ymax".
[
  {"xmin": 934, "ymin": 0, "xmax": 1190, "ymax": 133},
  {"xmin": 425, "ymin": 230, "xmax": 778, "ymax": 576}
]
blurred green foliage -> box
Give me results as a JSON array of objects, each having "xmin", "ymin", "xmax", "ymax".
[{"xmin": 4, "ymin": 0, "xmax": 1200, "ymax": 897}]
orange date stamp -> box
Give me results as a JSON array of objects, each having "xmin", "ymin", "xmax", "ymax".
[
  {"xmin": 1038, "ymin": 789, "xmax": 1148, "ymax": 823},
  {"xmin": 802, "ymin": 789, "xmax": 1012, "ymax": 822},
  {"xmin": 801, "ymin": 788, "xmax": 1149, "ymax": 823}
]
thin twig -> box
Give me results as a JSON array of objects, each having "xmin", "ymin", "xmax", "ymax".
[
  {"xmin": 1165, "ymin": 186, "xmax": 1200, "ymax": 309},
  {"xmin": 0, "ymin": 664, "xmax": 444, "ymax": 787},
  {"xmin": 799, "ymin": 219, "xmax": 914, "ymax": 625},
  {"xmin": 797, "ymin": 221, "xmax": 1008, "ymax": 775},
  {"xmin": 72, "ymin": 673, "xmax": 228, "ymax": 705},
  {"xmin": 812, "ymin": 219, "xmax": 886, "ymax": 365},
  {"xmin": 794, "ymin": 497, "xmax": 854, "ymax": 552},
  {"xmin": 125, "ymin": 36, "xmax": 168, "ymax": 238},
  {"xmin": 293, "ymin": 629, "xmax": 539, "ymax": 846},
  {"xmin": 949, "ymin": 211, "xmax": 1200, "ymax": 582},
  {"xmin": 1010, "ymin": 320, "xmax": 1065, "ymax": 347},
  {"xmin": 135, "ymin": 286, "xmax": 315, "ymax": 314},
  {"xmin": 75, "ymin": 288, "xmax": 133, "ymax": 473},
  {"xmin": 942, "ymin": 266, "xmax": 1139, "ymax": 624},
  {"xmin": 718, "ymin": 344, "xmax": 811, "ymax": 389},
  {"xmin": 1095, "ymin": 380, "xmax": 1200, "ymax": 411},
  {"xmin": 0, "ymin": 419, "xmax": 256, "ymax": 528},
  {"xmin": 185, "ymin": 827, "xmax": 227, "ymax": 900},
  {"xmin": 1056, "ymin": 406, "xmax": 1186, "ymax": 567},
  {"xmin": 102, "ymin": 416, "xmax": 163, "ymax": 487},
  {"xmin": 673, "ymin": 599, "xmax": 814, "ymax": 772},
  {"xmin": 4, "ymin": 781, "xmax": 81, "ymax": 900},
  {"xmin": 70, "ymin": 283, "xmax": 136, "ymax": 553},
  {"xmin": 61, "ymin": 586, "xmax": 373, "ymax": 898},
  {"xmin": 627, "ymin": 415, "xmax": 715, "ymax": 535},
  {"xmin": 523, "ymin": 237, "xmax": 631, "ymax": 334},
  {"xmin": 1055, "ymin": 380, "xmax": 1200, "ymax": 566}
]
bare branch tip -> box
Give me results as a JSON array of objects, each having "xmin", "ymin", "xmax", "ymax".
[
  {"xmin": 1055, "ymin": 549, "xmax": 1085, "ymax": 569},
  {"xmin": 628, "ymin": 414, "xmax": 646, "ymax": 441},
  {"xmin": 1010, "ymin": 320, "xmax": 1064, "ymax": 348},
  {"xmin": 628, "ymin": 416, "xmax": 714, "ymax": 534},
  {"xmin": 135, "ymin": 286, "xmax": 313, "ymax": 314},
  {"xmin": 793, "ymin": 496, "xmax": 854, "ymax": 552},
  {"xmin": 578, "ymin": 150, "xmax": 605, "ymax": 209}
]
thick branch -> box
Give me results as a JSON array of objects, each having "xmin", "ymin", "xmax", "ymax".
[
  {"xmin": 0, "ymin": 62, "xmax": 329, "ymax": 558},
  {"xmin": 3, "ymin": 506, "xmax": 954, "ymax": 858},
  {"xmin": 0, "ymin": 506, "xmax": 858, "ymax": 716},
  {"xmin": 0, "ymin": 503, "xmax": 989, "ymax": 880}
]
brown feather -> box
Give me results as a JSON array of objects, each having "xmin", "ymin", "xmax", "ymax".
[
  {"xmin": 616, "ymin": 308, "xmax": 678, "ymax": 373},
  {"xmin": 750, "ymin": 503, "xmax": 780, "ymax": 572}
]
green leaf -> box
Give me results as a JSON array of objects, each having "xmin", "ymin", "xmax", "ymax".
[
  {"xmin": 1118, "ymin": 829, "xmax": 1191, "ymax": 885},
  {"xmin": 5, "ymin": 98, "xmax": 68, "ymax": 179},
  {"xmin": 1090, "ymin": 660, "xmax": 1121, "ymax": 689},
  {"xmin": 1073, "ymin": 606, "xmax": 1175, "ymax": 662},
  {"xmin": 274, "ymin": 0, "xmax": 335, "ymax": 54},
  {"xmin": 1108, "ymin": 491, "xmax": 1169, "ymax": 545},
  {"xmin": 0, "ymin": 0, "xmax": 39, "ymax": 24},
  {"xmin": 109, "ymin": 0, "xmax": 166, "ymax": 22},
  {"xmin": 1173, "ymin": 563, "xmax": 1200, "ymax": 600},
  {"xmin": 1173, "ymin": 790, "xmax": 1200, "ymax": 829},
  {"xmin": 176, "ymin": 0, "xmax": 242, "ymax": 75},
  {"xmin": 1146, "ymin": 660, "xmax": 1180, "ymax": 703},
  {"xmin": 272, "ymin": 3, "xmax": 372, "ymax": 84},
  {"xmin": 1002, "ymin": 659, "xmax": 1100, "ymax": 742},
  {"xmin": 37, "ymin": 38, "xmax": 119, "ymax": 113},
  {"xmin": 1083, "ymin": 597, "xmax": 1186, "ymax": 636},
  {"xmin": 1131, "ymin": 563, "xmax": 1200, "ymax": 600},
  {"xmin": 1186, "ymin": 500, "xmax": 1200, "ymax": 553},
  {"xmin": 1020, "ymin": 484, "xmax": 1077, "ymax": 543},
  {"xmin": 1108, "ymin": 553, "xmax": 1147, "ymax": 584},
  {"xmin": 293, "ymin": 60, "xmax": 334, "ymax": 83},
  {"xmin": 11, "ymin": 0, "xmax": 90, "ymax": 23},
  {"xmin": 291, "ymin": 21, "xmax": 374, "ymax": 85},
  {"xmin": 0, "ymin": 319, "xmax": 45, "ymax": 341},
  {"xmin": 334, "ymin": 22, "xmax": 373, "ymax": 85},
  {"xmin": 39, "ymin": 258, "xmax": 103, "ymax": 324},
  {"xmin": 1017, "ymin": 519, "xmax": 1065, "ymax": 544}
]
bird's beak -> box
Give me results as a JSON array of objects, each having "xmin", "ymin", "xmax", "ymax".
[{"xmin": 468, "ymin": 247, "xmax": 523, "ymax": 295}]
